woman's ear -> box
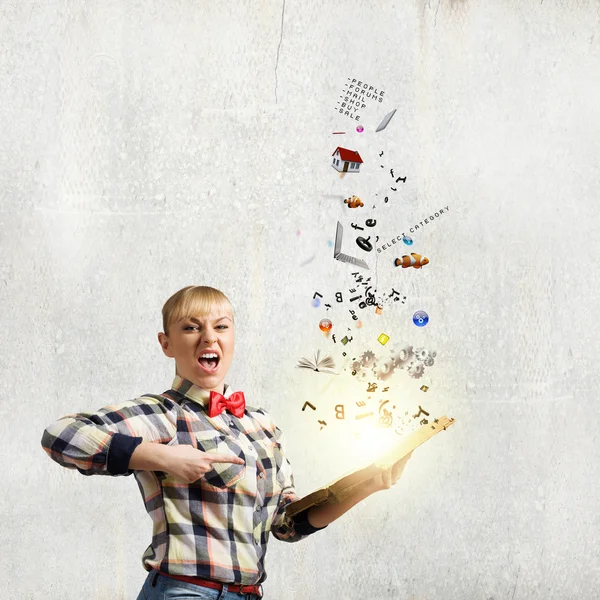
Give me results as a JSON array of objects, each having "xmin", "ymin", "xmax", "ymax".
[{"xmin": 157, "ymin": 332, "xmax": 174, "ymax": 357}]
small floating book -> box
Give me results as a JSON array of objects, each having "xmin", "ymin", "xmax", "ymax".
[{"xmin": 296, "ymin": 350, "xmax": 337, "ymax": 374}]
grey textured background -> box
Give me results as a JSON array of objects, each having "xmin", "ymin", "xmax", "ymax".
[{"xmin": 2, "ymin": 1, "xmax": 600, "ymax": 598}]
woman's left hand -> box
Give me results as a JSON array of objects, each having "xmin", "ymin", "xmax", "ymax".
[
  {"xmin": 305, "ymin": 452, "xmax": 414, "ymax": 528},
  {"xmin": 363, "ymin": 452, "xmax": 413, "ymax": 496}
]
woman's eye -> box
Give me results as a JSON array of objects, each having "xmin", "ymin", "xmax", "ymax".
[
  {"xmin": 184, "ymin": 325, "xmax": 199, "ymax": 331},
  {"xmin": 217, "ymin": 325, "xmax": 229, "ymax": 330}
]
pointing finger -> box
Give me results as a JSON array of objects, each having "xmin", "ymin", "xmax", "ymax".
[{"xmin": 205, "ymin": 453, "xmax": 245, "ymax": 465}]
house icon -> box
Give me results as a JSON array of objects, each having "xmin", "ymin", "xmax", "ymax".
[{"xmin": 331, "ymin": 147, "xmax": 363, "ymax": 173}]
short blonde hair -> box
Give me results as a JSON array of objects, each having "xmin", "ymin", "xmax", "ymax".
[{"xmin": 162, "ymin": 286, "xmax": 234, "ymax": 335}]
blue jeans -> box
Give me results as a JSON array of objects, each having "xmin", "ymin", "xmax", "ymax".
[{"xmin": 137, "ymin": 571, "xmax": 262, "ymax": 600}]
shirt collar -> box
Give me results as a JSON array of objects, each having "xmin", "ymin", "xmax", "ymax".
[{"xmin": 171, "ymin": 375, "xmax": 231, "ymax": 407}]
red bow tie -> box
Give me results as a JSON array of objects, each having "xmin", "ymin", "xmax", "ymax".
[{"xmin": 208, "ymin": 390, "xmax": 246, "ymax": 418}]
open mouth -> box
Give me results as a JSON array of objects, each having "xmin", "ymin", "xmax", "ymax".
[{"xmin": 198, "ymin": 352, "xmax": 220, "ymax": 373}]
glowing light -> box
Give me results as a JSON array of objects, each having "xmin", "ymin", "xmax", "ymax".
[{"xmin": 352, "ymin": 428, "xmax": 395, "ymax": 465}]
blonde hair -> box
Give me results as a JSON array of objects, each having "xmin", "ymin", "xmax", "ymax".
[{"xmin": 161, "ymin": 286, "xmax": 234, "ymax": 335}]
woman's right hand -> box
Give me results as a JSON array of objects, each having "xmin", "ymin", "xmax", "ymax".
[
  {"xmin": 129, "ymin": 441, "xmax": 245, "ymax": 483},
  {"xmin": 162, "ymin": 445, "xmax": 245, "ymax": 483}
]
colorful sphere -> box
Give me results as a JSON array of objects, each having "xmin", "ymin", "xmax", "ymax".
[
  {"xmin": 402, "ymin": 235, "xmax": 413, "ymax": 246},
  {"xmin": 356, "ymin": 125, "xmax": 364, "ymax": 133},
  {"xmin": 319, "ymin": 319, "xmax": 333, "ymax": 332},
  {"xmin": 413, "ymin": 310, "xmax": 429, "ymax": 327}
]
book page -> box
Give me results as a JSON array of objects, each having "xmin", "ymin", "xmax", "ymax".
[{"xmin": 286, "ymin": 416, "xmax": 455, "ymax": 517}]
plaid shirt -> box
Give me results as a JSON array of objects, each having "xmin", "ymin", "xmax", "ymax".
[{"xmin": 41, "ymin": 376, "xmax": 325, "ymax": 585}]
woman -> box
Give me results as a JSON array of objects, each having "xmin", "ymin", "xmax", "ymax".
[{"xmin": 41, "ymin": 285, "xmax": 410, "ymax": 599}]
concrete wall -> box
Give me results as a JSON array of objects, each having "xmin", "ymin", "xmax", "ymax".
[{"xmin": 2, "ymin": 1, "xmax": 600, "ymax": 598}]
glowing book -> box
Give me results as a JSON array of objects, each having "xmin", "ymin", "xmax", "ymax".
[{"xmin": 285, "ymin": 415, "xmax": 455, "ymax": 518}]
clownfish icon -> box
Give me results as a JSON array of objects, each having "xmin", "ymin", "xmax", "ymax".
[
  {"xmin": 394, "ymin": 253, "xmax": 429, "ymax": 269},
  {"xmin": 344, "ymin": 195, "xmax": 364, "ymax": 208}
]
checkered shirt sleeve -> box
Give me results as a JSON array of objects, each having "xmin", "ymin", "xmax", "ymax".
[
  {"xmin": 41, "ymin": 395, "xmax": 178, "ymax": 476},
  {"xmin": 264, "ymin": 415, "xmax": 328, "ymax": 541}
]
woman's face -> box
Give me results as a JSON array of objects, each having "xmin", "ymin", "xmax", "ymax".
[{"xmin": 158, "ymin": 309, "xmax": 235, "ymax": 394}]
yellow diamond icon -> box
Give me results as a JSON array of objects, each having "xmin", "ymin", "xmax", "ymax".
[{"xmin": 377, "ymin": 333, "xmax": 390, "ymax": 345}]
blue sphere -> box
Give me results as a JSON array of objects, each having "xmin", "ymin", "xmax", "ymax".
[
  {"xmin": 413, "ymin": 310, "xmax": 429, "ymax": 327},
  {"xmin": 402, "ymin": 235, "xmax": 413, "ymax": 246},
  {"xmin": 312, "ymin": 298, "xmax": 320, "ymax": 308}
]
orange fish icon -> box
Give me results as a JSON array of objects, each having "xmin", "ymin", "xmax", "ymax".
[
  {"xmin": 395, "ymin": 253, "xmax": 429, "ymax": 269},
  {"xmin": 344, "ymin": 195, "xmax": 364, "ymax": 208}
]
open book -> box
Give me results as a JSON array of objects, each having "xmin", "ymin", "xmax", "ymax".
[
  {"xmin": 296, "ymin": 350, "xmax": 337, "ymax": 374},
  {"xmin": 285, "ymin": 415, "xmax": 455, "ymax": 518}
]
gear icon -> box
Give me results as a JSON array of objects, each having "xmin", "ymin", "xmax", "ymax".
[
  {"xmin": 391, "ymin": 346, "xmax": 414, "ymax": 370},
  {"xmin": 414, "ymin": 348, "xmax": 429, "ymax": 362},
  {"xmin": 374, "ymin": 358, "xmax": 396, "ymax": 381},
  {"xmin": 424, "ymin": 356, "xmax": 435, "ymax": 367},
  {"xmin": 406, "ymin": 360, "xmax": 425, "ymax": 379},
  {"xmin": 360, "ymin": 350, "xmax": 377, "ymax": 368},
  {"xmin": 356, "ymin": 369, "xmax": 370, "ymax": 381}
]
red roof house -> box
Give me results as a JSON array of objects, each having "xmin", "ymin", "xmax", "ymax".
[{"xmin": 332, "ymin": 147, "xmax": 363, "ymax": 173}]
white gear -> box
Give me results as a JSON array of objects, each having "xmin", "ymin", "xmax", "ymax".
[
  {"xmin": 375, "ymin": 358, "xmax": 396, "ymax": 381},
  {"xmin": 414, "ymin": 348, "xmax": 429, "ymax": 362},
  {"xmin": 407, "ymin": 360, "xmax": 425, "ymax": 379},
  {"xmin": 392, "ymin": 346, "xmax": 414, "ymax": 370},
  {"xmin": 424, "ymin": 356, "xmax": 435, "ymax": 367},
  {"xmin": 360, "ymin": 350, "xmax": 377, "ymax": 368},
  {"xmin": 356, "ymin": 368, "xmax": 370, "ymax": 381}
]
